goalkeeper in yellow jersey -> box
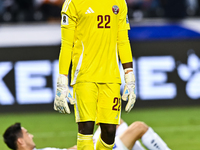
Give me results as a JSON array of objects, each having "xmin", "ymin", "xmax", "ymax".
[{"xmin": 54, "ymin": 0, "xmax": 136, "ymax": 149}]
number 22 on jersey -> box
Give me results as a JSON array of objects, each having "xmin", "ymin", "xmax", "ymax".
[{"xmin": 97, "ymin": 15, "xmax": 111, "ymax": 28}]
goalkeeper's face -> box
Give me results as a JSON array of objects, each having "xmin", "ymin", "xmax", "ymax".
[{"xmin": 20, "ymin": 127, "xmax": 36, "ymax": 149}]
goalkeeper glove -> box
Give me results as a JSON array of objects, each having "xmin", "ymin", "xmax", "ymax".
[
  {"xmin": 122, "ymin": 68, "xmax": 136, "ymax": 112},
  {"xmin": 54, "ymin": 74, "xmax": 76, "ymax": 114}
]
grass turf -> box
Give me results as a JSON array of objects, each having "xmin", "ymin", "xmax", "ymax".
[{"xmin": 0, "ymin": 106, "xmax": 200, "ymax": 150}]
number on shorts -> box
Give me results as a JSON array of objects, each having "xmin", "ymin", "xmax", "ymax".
[{"xmin": 112, "ymin": 97, "xmax": 120, "ymax": 111}]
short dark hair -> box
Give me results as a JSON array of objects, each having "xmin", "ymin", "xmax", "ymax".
[{"xmin": 3, "ymin": 123, "xmax": 23, "ymax": 150}]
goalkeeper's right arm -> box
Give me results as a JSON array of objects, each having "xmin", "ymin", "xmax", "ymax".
[
  {"xmin": 59, "ymin": 16, "xmax": 75, "ymax": 75},
  {"xmin": 54, "ymin": 14, "xmax": 76, "ymax": 114},
  {"xmin": 54, "ymin": 74, "xmax": 75, "ymax": 114}
]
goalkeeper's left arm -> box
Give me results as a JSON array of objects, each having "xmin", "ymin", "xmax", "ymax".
[{"xmin": 117, "ymin": 29, "xmax": 136, "ymax": 112}]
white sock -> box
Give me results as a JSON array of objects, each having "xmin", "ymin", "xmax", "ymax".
[
  {"xmin": 132, "ymin": 140, "xmax": 146, "ymax": 150},
  {"xmin": 141, "ymin": 127, "xmax": 171, "ymax": 150}
]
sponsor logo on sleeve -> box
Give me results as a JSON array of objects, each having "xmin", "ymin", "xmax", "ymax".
[{"xmin": 62, "ymin": 14, "xmax": 69, "ymax": 25}]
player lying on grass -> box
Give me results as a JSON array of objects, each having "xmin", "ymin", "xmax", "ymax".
[
  {"xmin": 3, "ymin": 122, "xmax": 75, "ymax": 150},
  {"xmin": 3, "ymin": 120, "xmax": 171, "ymax": 150},
  {"xmin": 93, "ymin": 119, "xmax": 171, "ymax": 150}
]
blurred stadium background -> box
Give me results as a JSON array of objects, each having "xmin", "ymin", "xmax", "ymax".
[{"xmin": 0, "ymin": 0, "xmax": 200, "ymax": 149}]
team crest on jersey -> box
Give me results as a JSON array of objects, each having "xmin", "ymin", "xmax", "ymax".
[{"xmin": 112, "ymin": 5, "xmax": 119, "ymax": 15}]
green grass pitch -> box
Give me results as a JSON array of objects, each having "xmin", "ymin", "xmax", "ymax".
[{"xmin": 0, "ymin": 106, "xmax": 200, "ymax": 150}]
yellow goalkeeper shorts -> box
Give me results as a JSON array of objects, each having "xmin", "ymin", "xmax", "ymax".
[{"xmin": 73, "ymin": 82, "xmax": 121, "ymax": 125}]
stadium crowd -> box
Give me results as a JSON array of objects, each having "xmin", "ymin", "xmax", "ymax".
[
  {"xmin": 0, "ymin": 0, "xmax": 200, "ymax": 23},
  {"xmin": 0, "ymin": 0, "xmax": 65, "ymax": 22}
]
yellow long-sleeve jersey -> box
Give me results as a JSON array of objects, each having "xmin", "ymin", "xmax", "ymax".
[{"xmin": 59, "ymin": 0, "xmax": 132, "ymax": 85}]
